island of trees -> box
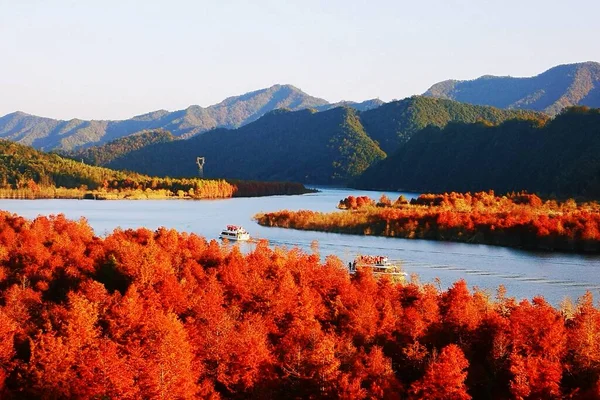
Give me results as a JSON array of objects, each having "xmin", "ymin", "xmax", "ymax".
[
  {"xmin": 0, "ymin": 211, "xmax": 600, "ymax": 398},
  {"xmin": 255, "ymin": 191, "xmax": 600, "ymax": 253}
]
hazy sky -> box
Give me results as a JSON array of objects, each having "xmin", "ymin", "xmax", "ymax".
[{"xmin": 1, "ymin": 0, "xmax": 598, "ymax": 120}]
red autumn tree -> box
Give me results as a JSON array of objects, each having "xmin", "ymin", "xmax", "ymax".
[{"xmin": 409, "ymin": 344, "xmax": 471, "ymax": 400}]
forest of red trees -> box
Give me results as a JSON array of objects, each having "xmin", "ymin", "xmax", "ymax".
[
  {"xmin": 257, "ymin": 191, "xmax": 600, "ymax": 253},
  {"xmin": 0, "ymin": 211, "xmax": 600, "ymax": 398}
]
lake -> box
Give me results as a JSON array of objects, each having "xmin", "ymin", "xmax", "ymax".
[{"xmin": 2, "ymin": 187, "xmax": 600, "ymax": 305}]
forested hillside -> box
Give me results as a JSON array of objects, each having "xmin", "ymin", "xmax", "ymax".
[
  {"xmin": 0, "ymin": 139, "xmax": 137, "ymax": 190},
  {"xmin": 424, "ymin": 61, "xmax": 600, "ymax": 115},
  {"xmin": 0, "ymin": 140, "xmax": 309, "ymax": 199},
  {"xmin": 359, "ymin": 96, "xmax": 543, "ymax": 154},
  {"xmin": 354, "ymin": 107, "xmax": 600, "ymax": 197},
  {"xmin": 107, "ymin": 107, "xmax": 387, "ymax": 184},
  {"xmin": 64, "ymin": 129, "xmax": 177, "ymax": 166}
]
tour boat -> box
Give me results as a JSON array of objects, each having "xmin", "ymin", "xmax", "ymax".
[
  {"xmin": 219, "ymin": 225, "xmax": 250, "ymax": 241},
  {"xmin": 349, "ymin": 255, "xmax": 407, "ymax": 278}
]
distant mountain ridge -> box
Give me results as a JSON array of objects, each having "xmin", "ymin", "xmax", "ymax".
[
  {"xmin": 4, "ymin": 62, "xmax": 597, "ymax": 151},
  {"xmin": 316, "ymin": 98, "xmax": 385, "ymax": 112},
  {"xmin": 0, "ymin": 84, "xmax": 383, "ymax": 151},
  {"xmin": 424, "ymin": 61, "xmax": 600, "ymax": 115}
]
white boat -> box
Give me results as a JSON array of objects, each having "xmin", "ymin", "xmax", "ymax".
[
  {"xmin": 349, "ymin": 255, "xmax": 407, "ymax": 277},
  {"xmin": 219, "ymin": 225, "xmax": 250, "ymax": 241}
]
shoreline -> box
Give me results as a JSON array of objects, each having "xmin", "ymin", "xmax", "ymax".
[{"xmin": 0, "ymin": 185, "xmax": 316, "ymax": 201}]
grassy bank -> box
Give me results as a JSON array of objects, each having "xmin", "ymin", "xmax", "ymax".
[{"xmin": 0, "ymin": 180, "xmax": 314, "ymax": 200}]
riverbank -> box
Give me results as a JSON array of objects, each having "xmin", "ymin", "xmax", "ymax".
[
  {"xmin": 0, "ymin": 180, "xmax": 315, "ymax": 200},
  {"xmin": 255, "ymin": 191, "xmax": 600, "ymax": 253}
]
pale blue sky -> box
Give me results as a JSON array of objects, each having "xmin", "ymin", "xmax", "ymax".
[{"xmin": 0, "ymin": 0, "xmax": 598, "ymax": 120}]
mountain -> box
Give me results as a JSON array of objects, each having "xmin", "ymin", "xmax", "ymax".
[
  {"xmin": 0, "ymin": 84, "xmax": 331, "ymax": 151},
  {"xmin": 64, "ymin": 129, "xmax": 177, "ymax": 166},
  {"xmin": 93, "ymin": 98, "xmax": 542, "ymax": 185},
  {"xmin": 424, "ymin": 61, "xmax": 600, "ymax": 116},
  {"xmin": 353, "ymin": 106, "xmax": 600, "ymax": 197},
  {"xmin": 106, "ymin": 107, "xmax": 386, "ymax": 184},
  {"xmin": 359, "ymin": 96, "xmax": 543, "ymax": 154}
]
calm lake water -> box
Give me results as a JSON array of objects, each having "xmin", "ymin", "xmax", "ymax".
[{"xmin": 2, "ymin": 187, "xmax": 600, "ymax": 305}]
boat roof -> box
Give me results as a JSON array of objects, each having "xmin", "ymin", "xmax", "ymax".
[{"xmin": 225, "ymin": 225, "xmax": 246, "ymax": 231}]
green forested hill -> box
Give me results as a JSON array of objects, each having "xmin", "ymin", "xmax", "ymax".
[
  {"xmin": 64, "ymin": 129, "xmax": 177, "ymax": 166},
  {"xmin": 424, "ymin": 61, "xmax": 600, "ymax": 116},
  {"xmin": 107, "ymin": 107, "xmax": 386, "ymax": 184},
  {"xmin": 359, "ymin": 96, "xmax": 543, "ymax": 154},
  {"xmin": 353, "ymin": 107, "xmax": 600, "ymax": 197},
  {"xmin": 0, "ymin": 139, "xmax": 148, "ymax": 189}
]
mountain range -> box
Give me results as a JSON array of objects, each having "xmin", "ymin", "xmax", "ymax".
[
  {"xmin": 2, "ymin": 61, "xmax": 599, "ymax": 153},
  {"xmin": 0, "ymin": 85, "xmax": 382, "ymax": 151},
  {"xmin": 424, "ymin": 61, "xmax": 600, "ymax": 115}
]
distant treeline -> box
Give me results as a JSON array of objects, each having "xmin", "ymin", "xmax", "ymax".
[
  {"xmin": 256, "ymin": 191, "xmax": 600, "ymax": 253},
  {"xmin": 231, "ymin": 180, "xmax": 316, "ymax": 197}
]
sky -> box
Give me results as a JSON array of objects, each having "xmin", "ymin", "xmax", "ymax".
[{"xmin": 0, "ymin": 0, "xmax": 598, "ymax": 120}]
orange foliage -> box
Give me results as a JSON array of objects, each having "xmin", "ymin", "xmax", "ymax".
[
  {"xmin": 258, "ymin": 191, "xmax": 600, "ymax": 252},
  {"xmin": 1, "ymin": 210, "xmax": 600, "ymax": 397},
  {"xmin": 0, "ymin": 177, "xmax": 311, "ymax": 200},
  {"xmin": 409, "ymin": 344, "xmax": 471, "ymax": 400},
  {"xmin": 338, "ymin": 195, "xmax": 376, "ymax": 210}
]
